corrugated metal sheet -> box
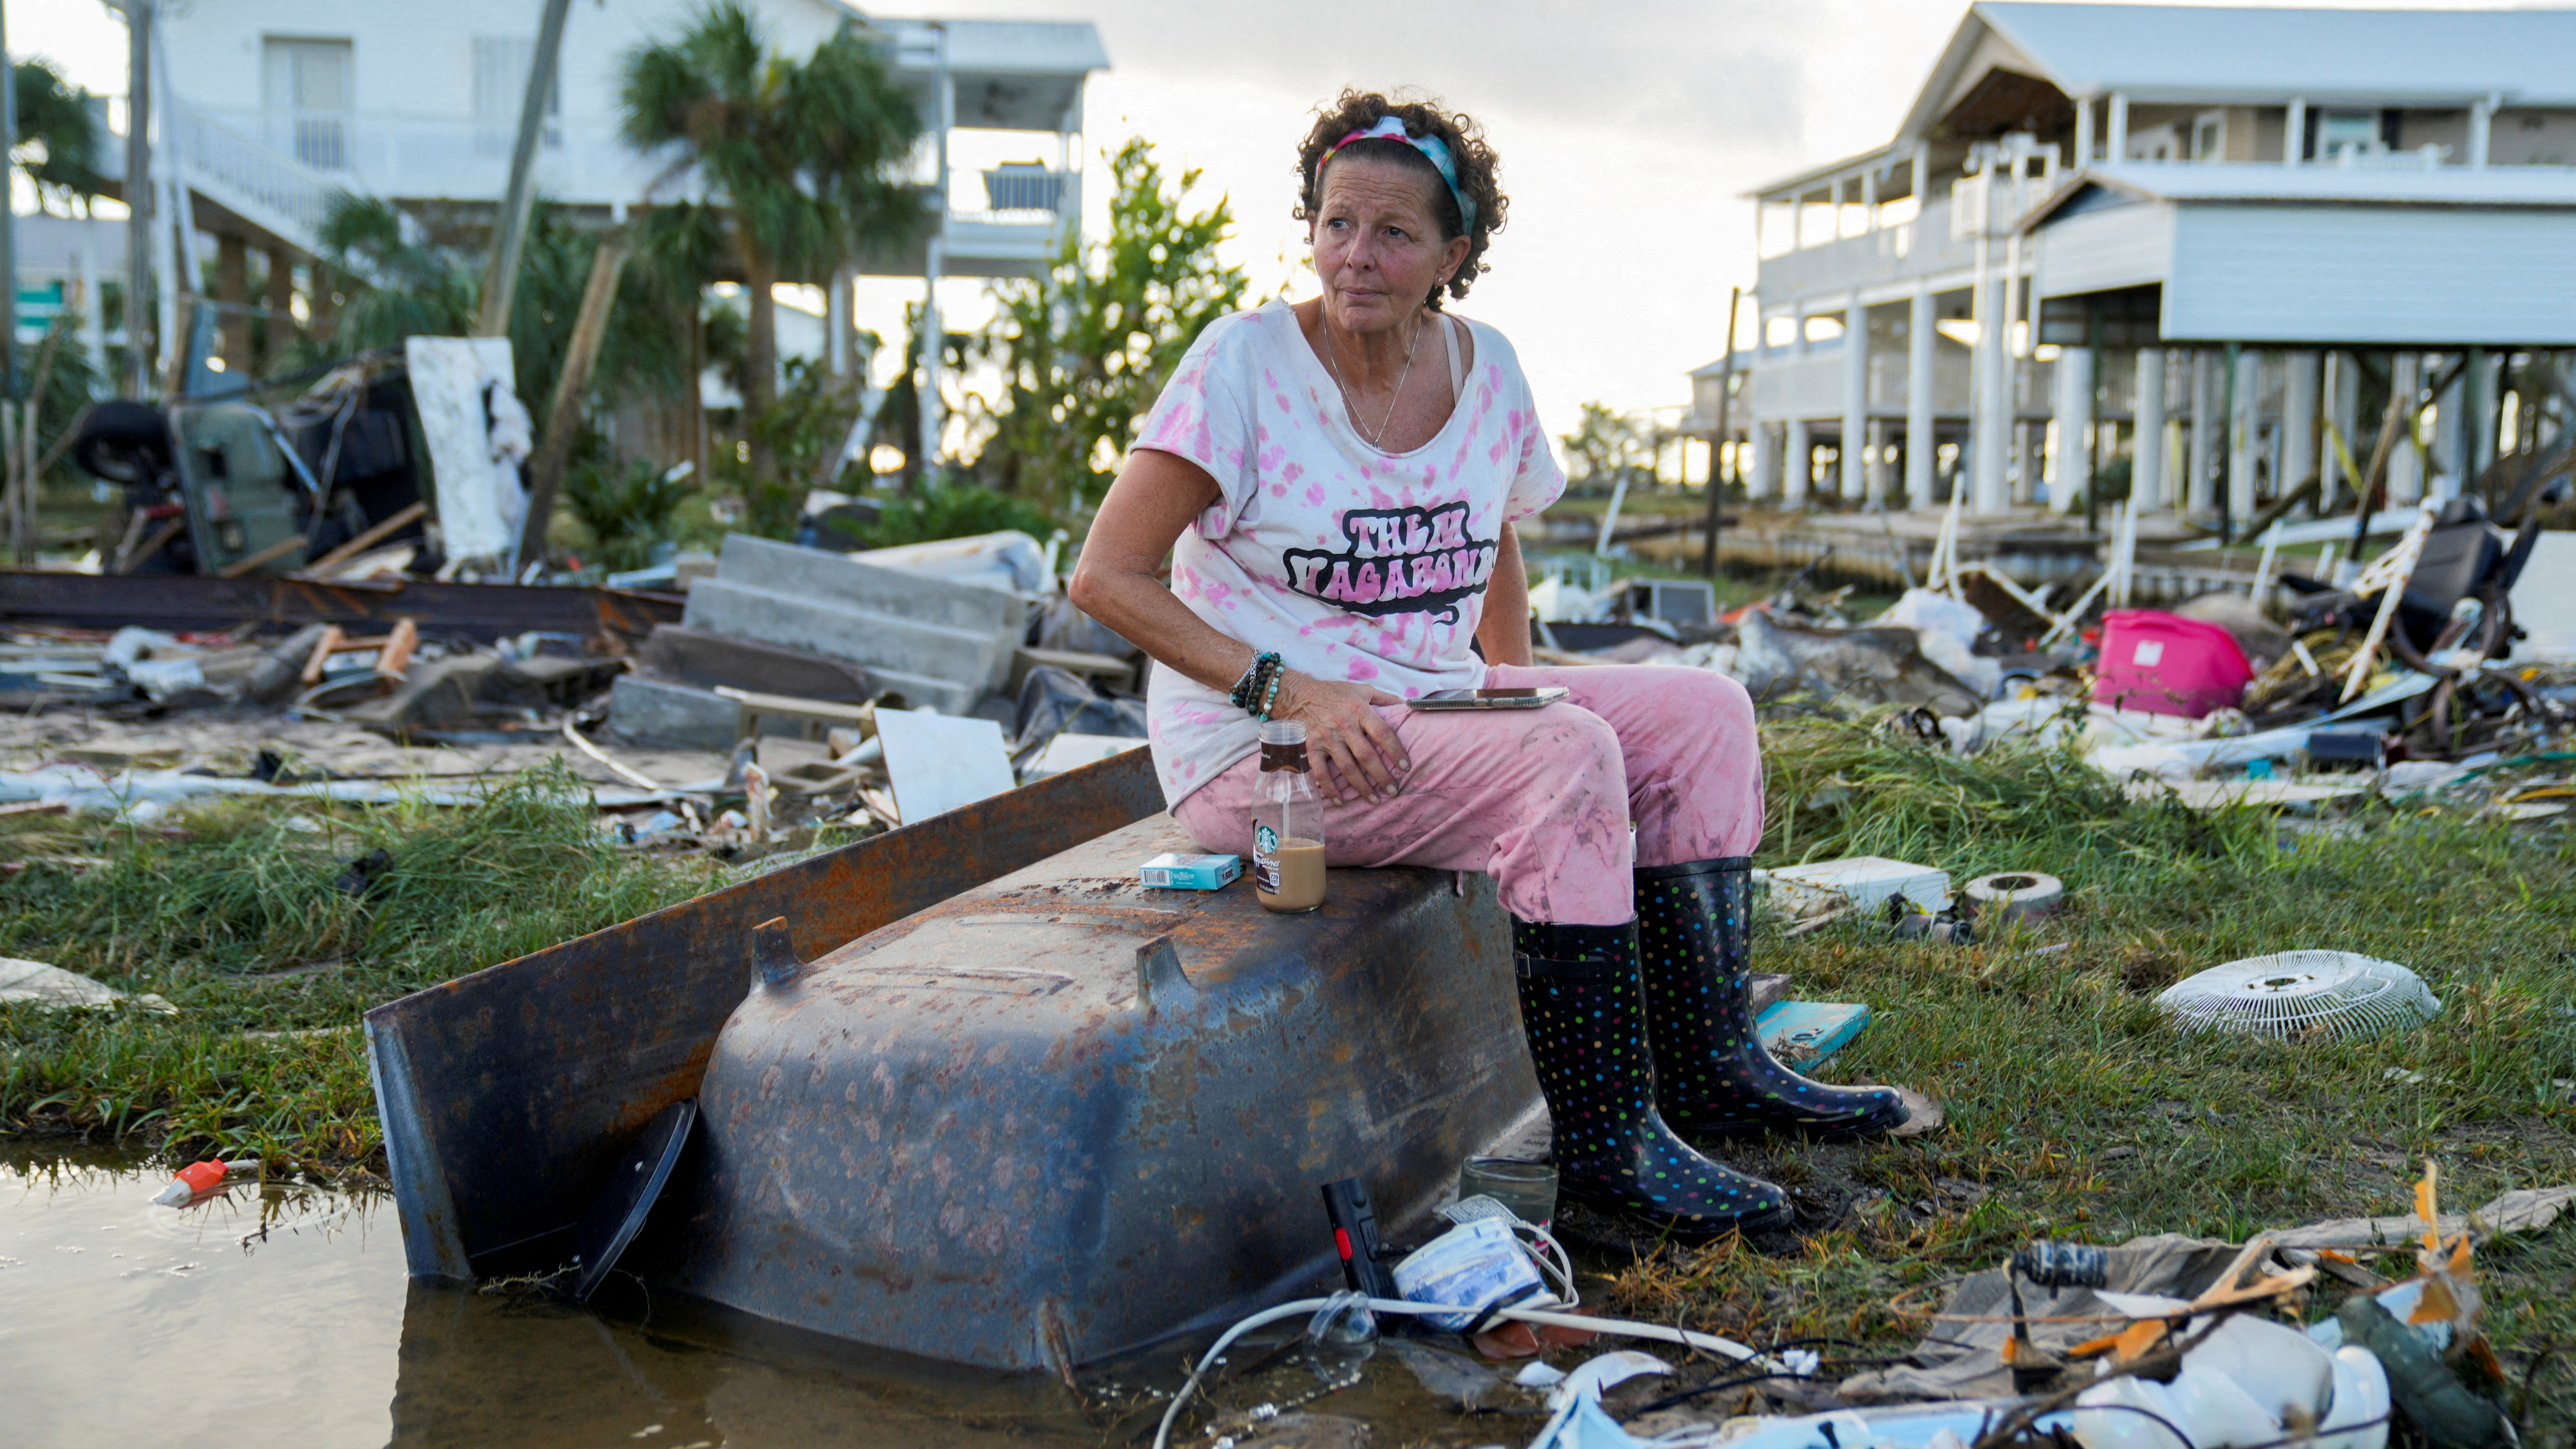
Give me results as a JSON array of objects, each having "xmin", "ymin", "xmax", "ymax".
[
  {"xmin": 2059, "ymin": 162, "xmax": 2576, "ymax": 210},
  {"xmin": 2163, "ymin": 203, "xmax": 2576, "ymax": 344},
  {"xmin": 1976, "ymin": 3, "xmax": 2576, "ymax": 106}
]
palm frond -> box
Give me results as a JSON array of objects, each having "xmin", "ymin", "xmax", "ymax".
[{"xmin": 14, "ymin": 58, "xmax": 109, "ymax": 204}]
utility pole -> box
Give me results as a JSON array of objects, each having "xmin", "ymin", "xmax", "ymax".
[
  {"xmin": 124, "ymin": 0, "xmax": 154, "ymax": 397},
  {"xmin": 0, "ymin": 0, "xmax": 18, "ymax": 405},
  {"xmin": 918, "ymin": 21, "xmax": 950, "ymax": 482},
  {"xmin": 474, "ymin": 0, "xmax": 574, "ymax": 339},
  {"xmin": 1700, "ymin": 286, "xmax": 1740, "ymax": 577}
]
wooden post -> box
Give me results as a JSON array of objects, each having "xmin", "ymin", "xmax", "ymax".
[
  {"xmin": 1701, "ymin": 286, "xmax": 1740, "ymax": 577},
  {"xmin": 262, "ymin": 246, "xmax": 295, "ymax": 372},
  {"xmin": 215, "ymin": 234, "xmax": 251, "ymax": 377},
  {"xmin": 474, "ymin": 0, "xmax": 577, "ymax": 339},
  {"xmin": 516, "ymin": 230, "xmax": 632, "ymax": 568}
]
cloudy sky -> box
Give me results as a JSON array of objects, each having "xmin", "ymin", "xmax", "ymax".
[{"xmin": 10, "ymin": 0, "xmax": 2525, "ymax": 435}]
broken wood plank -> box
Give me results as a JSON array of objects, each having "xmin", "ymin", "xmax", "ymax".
[
  {"xmin": 215, "ymin": 532, "xmax": 310, "ymax": 579},
  {"xmin": 301, "ymin": 501, "xmax": 429, "ymax": 576},
  {"xmin": 300, "ymin": 625, "xmax": 347, "ymax": 685}
]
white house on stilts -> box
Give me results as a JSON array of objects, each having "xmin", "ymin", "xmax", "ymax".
[{"xmin": 1712, "ymin": 2, "xmax": 2576, "ymax": 542}]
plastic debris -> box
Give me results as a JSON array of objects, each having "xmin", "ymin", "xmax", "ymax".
[
  {"xmin": 1391, "ymin": 1217, "xmax": 1547, "ymax": 1334},
  {"xmin": 150, "ymin": 1158, "xmax": 260, "ymax": 1207},
  {"xmin": 2154, "ymin": 951, "xmax": 2441, "ymax": 1041},
  {"xmin": 0, "ymin": 957, "xmax": 177, "ymax": 1014},
  {"xmin": 1963, "ymin": 872, "xmax": 2063, "ymax": 922}
]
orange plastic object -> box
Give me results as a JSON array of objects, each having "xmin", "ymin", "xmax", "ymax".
[{"xmin": 174, "ymin": 1161, "xmax": 228, "ymax": 1195}]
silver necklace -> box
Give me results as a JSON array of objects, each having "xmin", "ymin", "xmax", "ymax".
[{"xmin": 1321, "ymin": 311, "xmax": 1422, "ymax": 448}]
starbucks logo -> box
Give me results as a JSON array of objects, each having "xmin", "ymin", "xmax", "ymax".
[{"xmin": 1255, "ymin": 824, "xmax": 1279, "ymax": 855}]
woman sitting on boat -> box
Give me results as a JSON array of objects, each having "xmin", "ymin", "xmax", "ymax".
[{"xmin": 1070, "ymin": 90, "xmax": 1914, "ymax": 1239}]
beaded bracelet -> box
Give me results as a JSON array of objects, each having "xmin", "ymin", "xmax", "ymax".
[
  {"xmin": 1229, "ymin": 651, "xmax": 1282, "ymax": 712},
  {"xmin": 1253, "ymin": 665, "xmax": 1285, "ymax": 722}
]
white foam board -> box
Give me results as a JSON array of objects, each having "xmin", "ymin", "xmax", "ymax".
[
  {"xmin": 404, "ymin": 336, "xmax": 524, "ymax": 562},
  {"xmin": 875, "ymin": 710, "xmax": 1017, "ymax": 823},
  {"xmin": 1026, "ymin": 732, "xmax": 1147, "ymax": 779},
  {"xmin": 2510, "ymin": 532, "xmax": 2576, "ymax": 663},
  {"xmin": 1762, "ymin": 856, "xmax": 1950, "ymax": 913}
]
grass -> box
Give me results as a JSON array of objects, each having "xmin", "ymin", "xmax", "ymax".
[
  {"xmin": 0, "ymin": 762, "xmax": 727, "ymax": 1169},
  {"xmin": 1595, "ymin": 712, "xmax": 2576, "ymax": 1442},
  {"xmin": 3, "ymin": 718, "xmax": 2572, "ymax": 1434}
]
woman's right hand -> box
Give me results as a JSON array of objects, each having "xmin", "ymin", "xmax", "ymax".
[{"xmin": 1272, "ymin": 671, "xmax": 1410, "ymax": 804}]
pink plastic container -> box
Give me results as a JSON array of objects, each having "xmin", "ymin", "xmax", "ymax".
[{"xmin": 2092, "ymin": 609, "xmax": 2254, "ymax": 718}]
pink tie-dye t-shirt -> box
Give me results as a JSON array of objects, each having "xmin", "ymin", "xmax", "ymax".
[{"xmin": 1131, "ymin": 299, "xmax": 1565, "ymax": 806}]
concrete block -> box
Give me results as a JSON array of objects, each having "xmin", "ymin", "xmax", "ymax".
[
  {"xmin": 607, "ymin": 675, "xmax": 742, "ymax": 752},
  {"xmin": 682, "ymin": 578, "xmax": 1010, "ymax": 697},
  {"xmin": 639, "ymin": 625, "xmax": 870, "ymax": 702},
  {"xmin": 852, "ymin": 667, "xmax": 982, "ymax": 718},
  {"xmin": 716, "ymin": 534, "xmax": 1026, "ymax": 636}
]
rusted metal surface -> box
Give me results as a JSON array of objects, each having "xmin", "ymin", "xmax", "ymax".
[
  {"xmin": 645, "ymin": 813, "xmax": 1533, "ymax": 1371},
  {"xmin": 0, "ymin": 569, "xmax": 680, "ymax": 645},
  {"xmin": 363, "ymin": 746, "xmax": 1167, "ymax": 1282}
]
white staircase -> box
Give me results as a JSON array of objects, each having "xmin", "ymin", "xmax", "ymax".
[{"xmin": 164, "ymin": 96, "xmax": 342, "ymax": 258}]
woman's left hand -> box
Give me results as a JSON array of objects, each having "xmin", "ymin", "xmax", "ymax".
[{"xmin": 1272, "ymin": 671, "xmax": 1409, "ymax": 804}]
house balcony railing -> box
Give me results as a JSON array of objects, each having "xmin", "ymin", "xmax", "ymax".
[
  {"xmin": 174, "ymin": 102, "xmax": 1074, "ymax": 277},
  {"xmin": 945, "ymin": 165, "xmax": 1079, "ymax": 233},
  {"xmin": 164, "ymin": 96, "xmax": 341, "ymax": 254},
  {"xmin": 1755, "ymin": 196, "xmax": 1984, "ymax": 303},
  {"xmin": 188, "ymin": 103, "xmax": 663, "ymax": 211}
]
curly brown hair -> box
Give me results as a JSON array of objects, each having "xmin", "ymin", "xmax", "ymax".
[{"xmin": 1294, "ymin": 89, "xmax": 1507, "ymax": 311}]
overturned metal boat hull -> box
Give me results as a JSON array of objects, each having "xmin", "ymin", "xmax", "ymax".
[
  {"xmin": 651, "ymin": 813, "xmax": 1533, "ymax": 1370},
  {"xmin": 368, "ymin": 747, "xmax": 1538, "ymax": 1369}
]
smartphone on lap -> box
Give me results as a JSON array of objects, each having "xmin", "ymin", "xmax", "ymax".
[{"xmin": 1406, "ymin": 686, "xmax": 1569, "ymax": 711}]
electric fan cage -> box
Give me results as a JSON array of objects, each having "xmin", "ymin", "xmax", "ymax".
[{"xmin": 2154, "ymin": 950, "xmax": 2441, "ymax": 1041}]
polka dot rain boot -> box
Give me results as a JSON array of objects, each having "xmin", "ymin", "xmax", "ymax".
[
  {"xmin": 1511, "ymin": 917, "xmax": 1791, "ymax": 1239},
  {"xmin": 1633, "ymin": 858, "xmax": 1910, "ymax": 1141}
]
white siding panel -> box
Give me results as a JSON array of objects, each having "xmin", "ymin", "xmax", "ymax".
[
  {"xmin": 2032, "ymin": 204, "xmax": 2175, "ymax": 299},
  {"xmin": 2165, "ymin": 205, "xmax": 2576, "ymax": 345},
  {"xmin": 1748, "ymin": 353, "xmax": 1850, "ymax": 422}
]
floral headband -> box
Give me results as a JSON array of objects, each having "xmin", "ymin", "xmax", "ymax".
[{"xmin": 1318, "ymin": 116, "xmax": 1477, "ymax": 235}]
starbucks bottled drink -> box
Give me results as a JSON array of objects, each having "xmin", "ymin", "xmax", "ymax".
[{"xmin": 1253, "ymin": 720, "xmax": 1326, "ymax": 913}]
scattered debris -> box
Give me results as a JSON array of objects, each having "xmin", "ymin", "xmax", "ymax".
[
  {"xmin": 0, "ymin": 957, "xmax": 177, "ymax": 1014},
  {"xmin": 1761, "ymin": 856, "xmax": 1951, "ymax": 915},
  {"xmin": 1963, "ymin": 871, "xmax": 2063, "ymax": 922},
  {"xmin": 2156, "ymin": 951, "xmax": 2442, "ymax": 1041},
  {"xmin": 148, "ymin": 1158, "xmax": 261, "ymax": 1207}
]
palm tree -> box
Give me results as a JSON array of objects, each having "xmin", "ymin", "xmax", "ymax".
[
  {"xmin": 15, "ymin": 58, "xmax": 110, "ymax": 213},
  {"xmin": 620, "ymin": 3, "xmax": 921, "ymax": 485}
]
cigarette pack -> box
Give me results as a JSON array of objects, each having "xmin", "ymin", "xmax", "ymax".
[{"xmin": 1139, "ymin": 852, "xmax": 1241, "ymax": 890}]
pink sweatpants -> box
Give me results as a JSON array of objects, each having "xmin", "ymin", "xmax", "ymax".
[{"xmin": 1170, "ymin": 665, "xmax": 1764, "ymax": 926}]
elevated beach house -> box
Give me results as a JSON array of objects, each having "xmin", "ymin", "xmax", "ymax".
[{"xmin": 1701, "ymin": 3, "xmax": 2576, "ymax": 527}]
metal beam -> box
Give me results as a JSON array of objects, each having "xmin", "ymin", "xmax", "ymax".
[{"xmin": 0, "ymin": 569, "xmax": 680, "ymax": 643}]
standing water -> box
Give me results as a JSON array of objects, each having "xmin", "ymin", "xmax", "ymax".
[{"xmin": 0, "ymin": 1150, "xmax": 1479, "ymax": 1446}]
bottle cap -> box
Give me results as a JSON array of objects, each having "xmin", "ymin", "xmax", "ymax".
[{"xmin": 1258, "ymin": 720, "xmax": 1307, "ymax": 746}]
